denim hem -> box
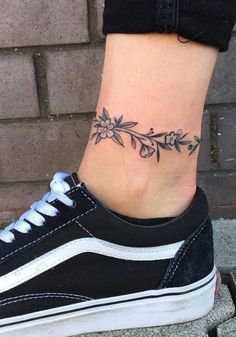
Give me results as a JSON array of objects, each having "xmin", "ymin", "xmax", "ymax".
[
  {"xmin": 155, "ymin": 0, "xmax": 179, "ymax": 33},
  {"xmin": 102, "ymin": 0, "xmax": 236, "ymax": 52}
]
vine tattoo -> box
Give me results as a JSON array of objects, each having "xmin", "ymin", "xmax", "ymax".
[{"xmin": 91, "ymin": 108, "xmax": 201, "ymax": 162}]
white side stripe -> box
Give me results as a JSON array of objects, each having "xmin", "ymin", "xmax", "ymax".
[{"xmin": 0, "ymin": 238, "xmax": 184, "ymax": 293}]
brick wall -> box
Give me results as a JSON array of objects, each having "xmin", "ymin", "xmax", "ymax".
[{"xmin": 0, "ymin": 0, "xmax": 235, "ymax": 222}]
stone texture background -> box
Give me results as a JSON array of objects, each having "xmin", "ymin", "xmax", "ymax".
[{"xmin": 0, "ymin": 0, "xmax": 235, "ymax": 222}]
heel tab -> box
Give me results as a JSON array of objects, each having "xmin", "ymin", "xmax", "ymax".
[{"xmin": 196, "ymin": 186, "xmax": 209, "ymax": 210}]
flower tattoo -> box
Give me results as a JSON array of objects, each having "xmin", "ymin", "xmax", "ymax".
[
  {"xmin": 140, "ymin": 144, "xmax": 155, "ymax": 158},
  {"xmin": 91, "ymin": 108, "xmax": 201, "ymax": 162},
  {"xmin": 97, "ymin": 118, "xmax": 115, "ymax": 139},
  {"xmin": 165, "ymin": 132, "xmax": 179, "ymax": 146}
]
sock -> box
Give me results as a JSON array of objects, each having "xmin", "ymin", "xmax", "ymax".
[{"xmin": 111, "ymin": 210, "xmax": 174, "ymax": 226}]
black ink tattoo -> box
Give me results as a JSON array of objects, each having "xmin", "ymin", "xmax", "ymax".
[{"xmin": 91, "ymin": 108, "xmax": 201, "ymax": 162}]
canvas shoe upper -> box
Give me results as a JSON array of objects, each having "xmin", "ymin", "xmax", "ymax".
[{"xmin": 0, "ymin": 172, "xmax": 216, "ymax": 337}]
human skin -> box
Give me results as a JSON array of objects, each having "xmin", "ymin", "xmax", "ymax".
[{"xmin": 78, "ymin": 33, "xmax": 218, "ymax": 218}]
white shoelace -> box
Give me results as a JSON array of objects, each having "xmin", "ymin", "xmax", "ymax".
[{"xmin": 0, "ymin": 172, "xmax": 75, "ymax": 244}]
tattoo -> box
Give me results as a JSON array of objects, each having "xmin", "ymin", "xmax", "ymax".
[{"xmin": 91, "ymin": 108, "xmax": 201, "ymax": 162}]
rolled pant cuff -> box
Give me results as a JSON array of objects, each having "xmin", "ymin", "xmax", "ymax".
[{"xmin": 103, "ymin": 0, "xmax": 236, "ymax": 52}]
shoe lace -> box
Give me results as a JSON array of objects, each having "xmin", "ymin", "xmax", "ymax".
[{"xmin": 0, "ymin": 172, "xmax": 76, "ymax": 244}]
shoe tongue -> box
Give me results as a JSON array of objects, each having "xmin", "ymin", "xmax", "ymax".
[{"xmin": 64, "ymin": 172, "xmax": 80, "ymax": 189}]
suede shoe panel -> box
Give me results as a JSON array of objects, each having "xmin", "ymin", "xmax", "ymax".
[{"xmin": 161, "ymin": 217, "xmax": 214, "ymax": 288}]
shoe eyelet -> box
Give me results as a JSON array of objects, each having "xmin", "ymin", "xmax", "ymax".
[{"xmin": 71, "ymin": 200, "xmax": 77, "ymax": 208}]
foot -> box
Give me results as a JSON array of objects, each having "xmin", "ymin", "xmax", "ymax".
[{"xmin": 0, "ymin": 172, "xmax": 216, "ymax": 337}]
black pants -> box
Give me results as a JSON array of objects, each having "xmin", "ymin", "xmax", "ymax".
[{"xmin": 103, "ymin": 0, "xmax": 236, "ymax": 52}]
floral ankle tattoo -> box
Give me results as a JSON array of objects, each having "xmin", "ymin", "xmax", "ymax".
[{"xmin": 91, "ymin": 108, "xmax": 201, "ymax": 162}]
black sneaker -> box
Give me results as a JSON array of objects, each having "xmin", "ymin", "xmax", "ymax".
[{"xmin": 0, "ymin": 172, "xmax": 216, "ymax": 337}]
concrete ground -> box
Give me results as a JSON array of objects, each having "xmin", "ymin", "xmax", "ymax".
[{"xmin": 73, "ymin": 220, "xmax": 236, "ymax": 337}]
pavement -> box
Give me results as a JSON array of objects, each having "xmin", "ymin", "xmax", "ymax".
[{"xmin": 73, "ymin": 219, "xmax": 236, "ymax": 337}]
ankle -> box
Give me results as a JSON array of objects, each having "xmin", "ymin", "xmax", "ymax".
[
  {"xmin": 107, "ymin": 182, "xmax": 196, "ymax": 219},
  {"xmin": 78, "ymin": 166, "xmax": 196, "ymax": 218}
]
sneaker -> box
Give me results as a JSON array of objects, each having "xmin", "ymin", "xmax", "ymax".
[{"xmin": 0, "ymin": 172, "xmax": 216, "ymax": 337}]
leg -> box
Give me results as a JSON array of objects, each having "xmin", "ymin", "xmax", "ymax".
[{"xmin": 79, "ymin": 33, "xmax": 217, "ymax": 218}]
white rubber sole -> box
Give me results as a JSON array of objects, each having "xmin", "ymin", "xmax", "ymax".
[{"xmin": 0, "ymin": 268, "xmax": 216, "ymax": 337}]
